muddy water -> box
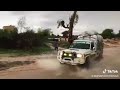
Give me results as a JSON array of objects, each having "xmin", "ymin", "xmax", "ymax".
[
  {"xmin": 35, "ymin": 47, "xmax": 120, "ymax": 79},
  {"xmin": 0, "ymin": 47, "xmax": 120, "ymax": 79}
]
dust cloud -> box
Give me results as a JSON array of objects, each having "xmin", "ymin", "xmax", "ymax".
[{"xmin": 36, "ymin": 58, "xmax": 61, "ymax": 70}]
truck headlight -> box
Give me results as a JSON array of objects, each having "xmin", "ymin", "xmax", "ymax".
[
  {"xmin": 69, "ymin": 54, "xmax": 72, "ymax": 56},
  {"xmin": 77, "ymin": 54, "xmax": 82, "ymax": 57},
  {"xmin": 64, "ymin": 53, "xmax": 67, "ymax": 56}
]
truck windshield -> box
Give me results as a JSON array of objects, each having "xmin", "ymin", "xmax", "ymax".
[{"xmin": 69, "ymin": 41, "xmax": 90, "ymax": 49}]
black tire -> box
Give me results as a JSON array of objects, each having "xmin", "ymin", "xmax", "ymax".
[
  {"xmin": 59, "ymin": 61, "xmax": 64, "ymax": 64},
  {"xmin": 80, "ymin": 57, "xmax": 90, "ymax": 69},
  {"xmin": 85, "ymin": 57, "xmax": 90, "ymax": 68},
  {"xmin": 97, "ymin": 53, "xmax": 103, "ymax": 61}
]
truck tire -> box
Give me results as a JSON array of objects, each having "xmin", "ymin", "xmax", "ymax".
[
  {"xmin": 59, "ymin": 60, "xmax": 64, "ymax": 64},
  {"xmin": 85, "ymin": 57, "xmax": 90, "ymax": 68},
  {"xmin": 80, "ymin": 57, "xmax": 90, "ymax": 69},
  {"xmin": 98, "ymin": 52, "xmax": 103, "ymax": 59},
  {"xmin": 99, "ymin": 54, "xmax": 103, "ymax": 58},
  {"xmin": 60, "ymin": 61, "xmax": 64, "ymax": 64}
]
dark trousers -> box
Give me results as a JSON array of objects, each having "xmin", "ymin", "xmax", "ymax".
[{"xmin": 55, "ymin": 47, "xmax": 58, "ymax": 51}]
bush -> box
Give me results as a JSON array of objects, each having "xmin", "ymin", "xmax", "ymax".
[
  {"xmin": 0, "ymin": 30, "xmax": 18, "ymax": 49},
  {"xmin": 101, "ymin": 29, "xmax": 115, "ymax": 39},
  {"xmin": 16, "ymin": 30, "xmax": 37, "ymax": 49},
  {"xmin": 58, "ymin": 41, "xmax": 70, "ymax": 48},
  {"xmin": 0, "ymin": 28, "xmax": 51, "ymax": 50}
]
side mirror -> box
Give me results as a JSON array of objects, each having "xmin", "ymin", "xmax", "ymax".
[{"xmin": 93, "ymin": 47, "xmax": 95, "ymax": 50}]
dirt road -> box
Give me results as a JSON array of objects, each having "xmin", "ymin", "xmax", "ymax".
[{"xmin": 0, "ymin": 47, "xmax": 120, "ymax": 79}]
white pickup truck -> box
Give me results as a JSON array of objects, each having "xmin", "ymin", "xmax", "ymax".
[{"xmin": 57, "ymin": 32, "xmax": 103, "ymax": 66}]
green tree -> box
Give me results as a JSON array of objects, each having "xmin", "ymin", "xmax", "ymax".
[
  {"xmin": 0, "ymin": 28, "xmax": 18, "ymax": 49},
  {"xmin": 36, "ymin": 28, "xmax": 51, "ymax": 46},
  {"xmin": 116, "ymin": 30, "xmax": 120, "ymax": 38},
  {"xmin": 57, "ymin": 11, "xmax": 79, "ymax": 44},
  {"xmin": 101, "ymin": 29, "xmax": 115, "ymax": 39},
  {"xmin": 16, "ymin": 30, "xmax": 36, "ymax": 49},
  {"xmin": 17, "ymin": 16, "xmax": 26, "ymax": 33}
]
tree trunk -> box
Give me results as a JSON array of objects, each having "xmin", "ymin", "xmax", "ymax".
[{"xmin": 68, "ymin": 11, "xmax": 77, "ymax": 45}]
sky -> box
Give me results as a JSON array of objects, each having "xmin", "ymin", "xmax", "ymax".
[{"xmin": 0, "ymin": 11, "xmax": 120, "ymax": 35}]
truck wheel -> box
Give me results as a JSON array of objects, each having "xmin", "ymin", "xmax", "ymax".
[
  {"xmin": 60, "ymin": 62, "xmax": 64, "ymax": 64},
  {"xmin": 85, "ymin": 57, "xmax": 90, "ymax": 68},
  {"xmin": 97, "ymin": 53, "xmax": 103, "ymax": 60},
  {"xmin": 81, "ymin": 57, "xmax": 90, "ymax": 69},
  {"xmin": 59, "ymin": 61, "xmax": 64, "ymax": 64}
]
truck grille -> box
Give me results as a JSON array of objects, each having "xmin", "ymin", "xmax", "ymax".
[{"xmin": 64, "ymin": 59, "xmax": 71, "ymax": 61}]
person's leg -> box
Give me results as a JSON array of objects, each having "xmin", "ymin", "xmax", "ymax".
[
  {"xmin": 55, "ymin": 47, "xmax": 57, "ymax": 50},
  {"xmin": 56, "ymin": 47, "xmax": 58, "ymax": 51}
]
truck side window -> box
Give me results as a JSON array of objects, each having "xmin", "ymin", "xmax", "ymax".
[{"xmin": 91, "ymin": 42, "xmax": 94, "ymax": 50}]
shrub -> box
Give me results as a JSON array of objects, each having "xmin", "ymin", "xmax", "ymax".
[
  {"xmin": 58, "ymin": 41, "xmax": 70, "ymax": 48},
  {"xmin": 0, "ymin": 28, "xmax": 51, "ymax": 50}
]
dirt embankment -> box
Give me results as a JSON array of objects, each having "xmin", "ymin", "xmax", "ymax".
[
  {"xmin": 0, "ymin": 61, "xmax": 35, "ymax": 71},
  {"xmin": 0, "ymin": 53, "xmax": 56, "ymax": 72},
  {"xmin": 103, "ymin": 39, "xmax": 120, "ymax": 48}
]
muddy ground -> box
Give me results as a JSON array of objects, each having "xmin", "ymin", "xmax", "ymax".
[{"xmin": 0, "ymin": 40, "xmax": 120, "ymax": 79}]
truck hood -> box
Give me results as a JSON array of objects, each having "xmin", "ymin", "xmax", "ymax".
[{"xmin": 61, "ymin": 48, "xmax": 92, "ymax": 55}]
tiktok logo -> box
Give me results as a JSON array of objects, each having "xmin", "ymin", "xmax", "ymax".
[
  {"xmin": 103, "ymin": 69, "xmax": 106, "ymax": 74},
  {"xmin": 103, "ymin": 69, "xmax": 118, "ymax": 74}
]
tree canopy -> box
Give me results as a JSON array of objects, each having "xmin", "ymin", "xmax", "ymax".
[{"xmin": 101, "ymin": 29, "xmax": 115, "ymax": 39}]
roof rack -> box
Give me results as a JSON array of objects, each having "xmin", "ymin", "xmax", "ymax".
[{"xmin": 77, "ymin": 34, "xmax": 97, "ymax": 40}]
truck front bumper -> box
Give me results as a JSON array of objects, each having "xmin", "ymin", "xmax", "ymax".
[{"xmin": 59, "ymin": 57, "xmax": 85, "ymax": 65}]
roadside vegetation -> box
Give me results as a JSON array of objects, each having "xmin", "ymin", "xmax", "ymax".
[
  {"xmin": 0, "ymin": 27, "xmax": 53, "ymax": 70},
  {"xmin": 0, "ymin": 28, "xmax": 54, "ymax": 57}
]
